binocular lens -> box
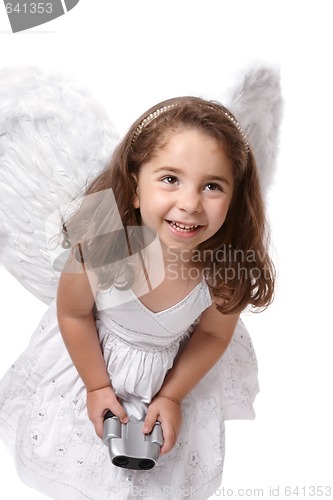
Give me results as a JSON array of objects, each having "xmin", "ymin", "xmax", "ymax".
[
  {"xmin": 113, "ymin": 456, "xmax": 130, "ymax": 467},
  {"xmin": 138, "ymin": 459, "xmax": 154, "ymax": 470}
]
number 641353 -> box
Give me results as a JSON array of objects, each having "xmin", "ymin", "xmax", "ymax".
[{"xmin": 5, "ymin": 3, "xmax": 53, "ymax": 14}]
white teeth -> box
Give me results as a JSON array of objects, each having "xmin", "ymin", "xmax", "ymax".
[{"xmin": 169, "ymin": 221, "xmax": 199, "ymax": 232}]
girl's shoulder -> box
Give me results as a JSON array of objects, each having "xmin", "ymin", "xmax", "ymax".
[{"xmin": 197, "ymin": 293, "xmax": 240, "ymax": 340}]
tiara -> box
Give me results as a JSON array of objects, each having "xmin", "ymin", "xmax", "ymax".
[
  {"xmin": 131, "ymin": 102, "xmax": 249, "ymax": 154},
  {"xmin": 219, "ymin": 109, "xmax": 250, "ymax": 154},
  {"xmin": 131, "ymin": 104, "xmax": 177, "ymax": 144}
]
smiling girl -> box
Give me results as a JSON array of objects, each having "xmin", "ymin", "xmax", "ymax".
[{"xmin": 0, "ymin": 96, "xmax": 275, "ymax": 499}]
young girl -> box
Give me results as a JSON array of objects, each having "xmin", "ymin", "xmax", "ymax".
[{"xmin": 0, "ymin": 96, "xmax": 274, "ymax": 500}]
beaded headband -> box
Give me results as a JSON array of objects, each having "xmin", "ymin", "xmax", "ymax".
[
  {"xmin": 219, "ymin": 109, "xmax": 250, "ymax": 154},
  {"xmin": 131, "ymin": 104, "xmax": 177, "ymax": 144},
  {"xmin": 131, "ymin": 102, "xmax": 250, "ymax": 154}
]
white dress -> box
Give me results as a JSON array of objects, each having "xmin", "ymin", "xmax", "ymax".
[{"xmin": 0, "ymin": 280, "xmax": 259, "ymax": 499}]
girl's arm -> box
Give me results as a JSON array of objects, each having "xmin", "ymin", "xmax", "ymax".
[
  {"xmin": 143, "ymin": 301, "xmax": 239, "ymax": 453},
  {"xmin": 56, "ymin": 254, "xmax": 128, "ymax": 437}
]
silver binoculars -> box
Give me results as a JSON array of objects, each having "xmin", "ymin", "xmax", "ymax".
[{"xmin": 103, "ymin": 410, "xmax": 164, "ymax": 470}]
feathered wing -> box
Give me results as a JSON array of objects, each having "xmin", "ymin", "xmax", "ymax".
[
  {"xmin": 0, "ymin": 66, "xmax": 119, "ymax": 304},
  {"xmin": 223, "ymin": 65, "xmax": 283, "ymax": 193}
]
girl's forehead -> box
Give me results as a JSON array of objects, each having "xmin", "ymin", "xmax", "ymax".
[
  {"xmin": 144, "ymin": 128, "xmax": 233, "ymax": 179},
  {"xmin": 155, "ymin": 127, "xmax": 228, "ymax": 163}
]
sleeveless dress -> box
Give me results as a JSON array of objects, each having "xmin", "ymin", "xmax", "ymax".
[{"xmin": 0, "ymin": 280, "xmax": 259, "ymax": 500}]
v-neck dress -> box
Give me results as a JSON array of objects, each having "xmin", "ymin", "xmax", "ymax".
[{"xmin": 0, "ymin": 280, "xmax": 259, "ymax": 499}]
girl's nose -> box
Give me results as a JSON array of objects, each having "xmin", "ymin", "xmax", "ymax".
[{"xmin": 176, "ymin": 189, "xmax": 202, "ymax": 214}]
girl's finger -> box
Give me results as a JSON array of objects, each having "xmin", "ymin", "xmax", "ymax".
[
  {"xmin": 94, "ymin": 416, "xmax": 105, "ymax": 439},
  {"xmin": 142, "ymin": 408, "xmax": 159, "ymax": 434},
  {"xmin": 160, "ymin": 425, "xmax": 175, "ymax": 454},
  {"xmin": 107, "ymin": 401, "xmax": 129, "ymax": 424}
]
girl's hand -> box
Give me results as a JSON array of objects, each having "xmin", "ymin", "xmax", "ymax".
[
  {"xmin": 86, "ymin": 385, "xmax": 129, "ymax": 439},
  {"xmin": 143, "ymin": 395, "xmax": 182, "ymax": 454}
]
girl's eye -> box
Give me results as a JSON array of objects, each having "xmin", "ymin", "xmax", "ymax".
[
  {"xmin": 162, "ymin": 176, "xmax": 178, "ymax": 184},
  {"xmin": 205, "ymin": 182, "xmax": 223, "ymax": 192}
]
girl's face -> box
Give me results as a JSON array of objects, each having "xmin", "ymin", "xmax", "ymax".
[{"xmin": 133, "ymin": 128, "xmax": 234, "ymax": 254}]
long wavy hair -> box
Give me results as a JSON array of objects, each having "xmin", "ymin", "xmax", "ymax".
[{"xmin": 63, "ymin": 96, "xmax": 275, "ymax": 314}]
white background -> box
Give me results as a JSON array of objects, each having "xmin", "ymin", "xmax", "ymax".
[{"xmin": 1, "ymin": 1, "xmax": 332, "ymax": 499}]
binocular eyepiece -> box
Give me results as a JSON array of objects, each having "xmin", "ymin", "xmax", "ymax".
[{"xmin": 112, "ymin": 455, "xmax": 155, "ymax": 470}]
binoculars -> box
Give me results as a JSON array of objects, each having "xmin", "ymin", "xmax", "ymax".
[{"xmin": 103, "ymin": 410, "xmax": 164, "ymax": 470}]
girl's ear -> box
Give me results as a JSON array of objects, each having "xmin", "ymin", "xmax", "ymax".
[{"xmin": 131, "ymin": 174, "xmax": 140, "ymax": 208}]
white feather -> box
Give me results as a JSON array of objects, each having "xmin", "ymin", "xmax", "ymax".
[
  {"xmin": 0, "ymin": 66, "xmax": 118, "ymax": 304},
  {"xmin": 223, "ymin": 65, "xmax": 283, "ymax": 193}
]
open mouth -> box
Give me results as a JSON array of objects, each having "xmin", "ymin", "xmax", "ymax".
[{"xmin": 167, "ymin": 220, "xmax": 201, "ymax": 233}]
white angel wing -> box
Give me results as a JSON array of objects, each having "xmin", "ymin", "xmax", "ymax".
[
  {"xmin": 223, "ymin": 65, "xmax": 283, "ymax": 193},
  {"xmin": 0, "ymin": 66, "xmax": 119, "ymax": 304}
]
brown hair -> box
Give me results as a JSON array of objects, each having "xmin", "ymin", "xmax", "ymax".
[{"xmin": 64, "ymin": 96, "xmax": 275, "ymax": 314}]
